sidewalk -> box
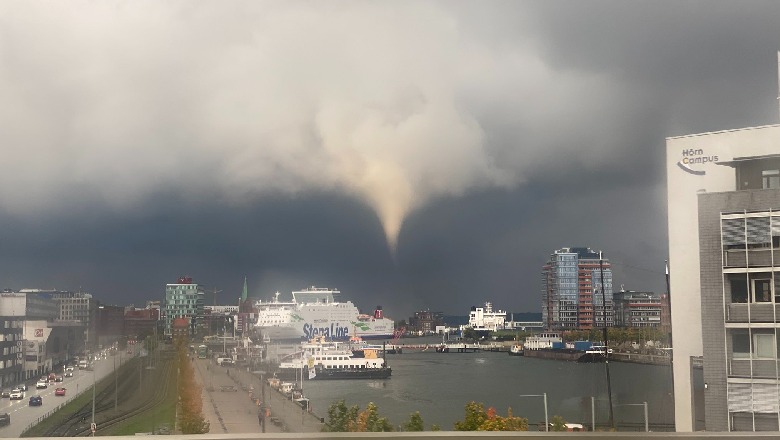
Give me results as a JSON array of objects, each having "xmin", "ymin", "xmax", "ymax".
[{"xmin": 193, "ymin": 358, "xmax": 323, "ymax": 434}]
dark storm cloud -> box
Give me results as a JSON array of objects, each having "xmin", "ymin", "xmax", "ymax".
[{"xmin": 1, "ymin": 1, "xmax": 779, "ymax": 318}]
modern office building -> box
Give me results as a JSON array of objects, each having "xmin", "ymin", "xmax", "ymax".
[
  {"xmin": 666, "ymin": 122, "xmax": 780, "ymax": 431},
  {"xmin": 542, "ymin": 247, "xmax": 613, "ymax": 331},
  {"xmin": 124, "ymin": 307, "xmax": 160, "ymax": 340},
  {"xmin": 163, "ymin": 276, "xmax": 205, "ymax": 337},
  {"xmin": 698, "ymin": 156, "xmax": 780, "ymax": 431},
  {"xmin": 51, "ymin": 291, "xmax": 98, "ymax": 348},
  {"xmin": 613, "ymin": 289, "xmax": 670, "ymax": 329},
  {"xmin": 0, "ymin": 295, "xmax": 25, "ymax": 386},
  {"xmin": 96, "ymin": 304, "xmax": 125, "ymax": 347}
]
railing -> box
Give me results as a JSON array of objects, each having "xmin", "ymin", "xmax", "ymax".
[
  {"xmin": 727, "ymin": 303, "xmax": 780, "ymax": 322},
  {"xmin": 76, "ymin": 432, "xmax": 780, "ymax": 439},
  {"xmin": 729, "ymin": 358, "xmax": 779, "ymax": 378},
  {"xmin": 20, "ymin": 400, "xmax": 71, "ymax": 436},
  {"xmin": 724, "ymin": 248, "xmax": 780, "ymax": 268}
]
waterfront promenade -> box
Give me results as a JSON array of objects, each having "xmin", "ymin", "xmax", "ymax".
[{"xmin": 193, "ymin": 358, "xmax": 323, "ymax": 434}]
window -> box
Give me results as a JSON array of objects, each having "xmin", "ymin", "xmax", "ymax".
[
  {"xmin": 754, "ymin": 333, "xmax": 776, "ymax": 358},
  {"xmin": 752, "ymin": 279, "xmax": 772, "ymax": 303},
  {"xmin": 762, "ymin": 169, "xmax": 780, "ymax": 189},
  {"xmin": 730, "ymin": 278, "xmax": 748, "ymax": 303},
  {"xmin": 732, "ymin": 330, "xmax": 750, "ymax": 358}
]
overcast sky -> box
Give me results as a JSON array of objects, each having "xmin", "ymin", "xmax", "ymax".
[{"xmin": 1, "ymin": 1, "xmax": 779, "ymax": 318}]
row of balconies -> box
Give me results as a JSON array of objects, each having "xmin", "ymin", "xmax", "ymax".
[
  {"xmin": 724, "ymin": 248, "xmax": 780, "ymax": 268},
  {"xmin": 728, "ymin": 303, "xmax": 780, "ymax": 322},
  {"xmin": 730, "ymin": 358, "xmax": 780, "ymax": 378}
]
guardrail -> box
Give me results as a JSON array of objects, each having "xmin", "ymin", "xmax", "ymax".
[{"xmin": 21, "ymin": 400, "xmax": 71, "ymax": 436}]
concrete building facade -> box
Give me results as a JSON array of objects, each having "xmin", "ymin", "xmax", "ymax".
[
  {"xmin": 666, "ymin": 123, "xmax": 780, "ymax": 431},
  {"xmin": 698, "ymin": 161, "xmax": 780, "ymax": 431},
  {"xmin": 613, "ymin": 290, "xmax": 670, "ymax": 328}
]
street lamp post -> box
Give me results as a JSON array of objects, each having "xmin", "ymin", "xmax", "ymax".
[
  {"xmin": 591, "ymin": 396, "xmax": 596, "ymax": 432},
  {"xmin": 92, "ymin": 305, "xmax": 104, "ymax": 436},
  {"xmin": 91, "ymin": 364, "xmax": 96, "ymax": 437},
  {"xmin": 114, "ymin": 348, "xmax": 117, "ymax": 411},
  {"xmin": 519, "ymin": 393, "xmax": 548, "ymax": 432}
]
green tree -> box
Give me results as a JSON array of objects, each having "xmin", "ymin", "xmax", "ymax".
[
  {"xmin": 323, "ymin": 400, "xmax": 359, "ymax": 432},
  {"xmin": 550, "ymin": 415, "xmax": 567, "ymax": 431},
  {"xmin": 323, "ymin": 401, "xmax": 392, "ymax": 432},
  {"xmin": 403, "ymin": 412, "xmax": 424, "ymax": 431},
  {"xmin": 462, "ymin": 328, "xmax": 478, "ymax": 341},
  {"xmin": 454, "ymin": 402, "xmax": 488, "ymax": 431}
]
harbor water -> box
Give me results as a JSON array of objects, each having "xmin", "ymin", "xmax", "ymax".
[{"xmin": 296, "ymin": 342, "xmax": 675, "ymax": 431}]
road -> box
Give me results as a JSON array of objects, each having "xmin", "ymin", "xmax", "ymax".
[{"xmin": 0, "ymin": 348, "xmax": 136, "ymax": 437}]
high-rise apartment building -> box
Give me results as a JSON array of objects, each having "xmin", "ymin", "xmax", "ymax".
[
  {"xmin": 542, "ymin": 247, "xmax": 613, "ymax": 331},
  {"xmin": 163, "ymin": 276, "xmax": 205, "ymax": 337},
  {"xmin": 667, "ymin": 121, "xmax": 780, "ymax": 431}
]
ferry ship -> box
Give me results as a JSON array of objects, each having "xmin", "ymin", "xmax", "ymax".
[
  {"xmin": 275, "ymin": 338, "xmax": 391, "ymax": 380},
  {"xmin": 253, "ymin": 287, "xmax": 395, "ymax": 342}
]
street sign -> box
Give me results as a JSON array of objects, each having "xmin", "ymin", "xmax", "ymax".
[{"xmin": 90, "ymin": 423, "xmax": 97, "ymax": 433}]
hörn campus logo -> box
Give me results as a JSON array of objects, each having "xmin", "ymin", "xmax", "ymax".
[{"xmin": 677, "ymin": 148, "xmax": 719, "ymax": 176}]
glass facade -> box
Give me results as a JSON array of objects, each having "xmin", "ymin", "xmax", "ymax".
[{"xmin": 542, "ymin": 247, "xmax": 613, "ymax": 331}]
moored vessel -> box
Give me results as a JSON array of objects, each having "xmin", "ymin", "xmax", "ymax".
[
  {"xmin": 275, "ymin": 338, "xmax": 391, "ymax": 380},
  {"xmin": 254, "ymin": 287, "xmax": 395, "ymax": 342}
]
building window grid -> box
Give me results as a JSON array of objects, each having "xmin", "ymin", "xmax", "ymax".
[{"xmin": 721, "ymin": 210, "xmax": 780, "ymax": 428}]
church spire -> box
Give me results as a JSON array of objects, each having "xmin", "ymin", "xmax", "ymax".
[{"xmin": 241, "ymin": 276, "xmax": 248, "ymax": 302}]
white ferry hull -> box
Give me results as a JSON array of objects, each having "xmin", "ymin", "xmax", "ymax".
[{"xmin": 253, "ymin": 287, "xmax": 395, "ymax": 342}]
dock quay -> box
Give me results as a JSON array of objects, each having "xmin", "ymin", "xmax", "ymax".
[
  {"xmin": 194, "ymin": 358, "xmax": 323, "ymax": 434},
  {"xmin": 609, "ymin": 351, "xmax": 671, "ymax": 366},
  {"xmin": 399, "ymin": 342, "xmax": 510, "ymax": 352},
  {"xmin": 524, "ymin": 348, "xmax": 584, "ymax": 361}
]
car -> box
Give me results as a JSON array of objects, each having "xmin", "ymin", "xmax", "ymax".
[
  {"xmin": 9, "ymin": 389, "xmax": 23, "ymax": 400},
  {"xmin": 0, "ymin": 413, "xmax": 9, "ymax": 426},
  {"xmin": 64, "ymin": 371, "xmax": 73, "ymax": 378},
  {"xmin": 35, "ymin": 381, "xmax": 47, "ymax": 389},
  {"xmin": 65, "ymin": 366, "xmax": 74, "ymax": 372},
  {"xmin": 18, "ymin": 384, "xmax": 27, "ymax": 392},
  {"xmin": 0, "ymin": 391, "xmax": 8, "ymax": 399},
  {"xmin": 28, "ymin": 396, "xmax": 42, "ymax": 406},
  {"xmin": 54, "ymin": 388, "xmax": 66, "ymax": 396},
  {"xmin": 54, "ymin": 376, "xmax": 63, "ymax": 383}
]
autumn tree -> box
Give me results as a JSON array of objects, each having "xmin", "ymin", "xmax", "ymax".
[
  {"xmin": 176, "ymin": 340, "xmax": 209, "ymax": 434},
  {"xmin": 323, "ymin": 400, "xmax": 392, "ymax": 432},
  {"xmin": 454, "ymin": 402, "xmax": 528, "ymax": 431},
  {"xmin": 550, "ymin": 415, "xmax": 567, "ymax": 431},
  {"xmin": 354, "ymin": 402, "xmax": 393, "ymax": 432}
]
